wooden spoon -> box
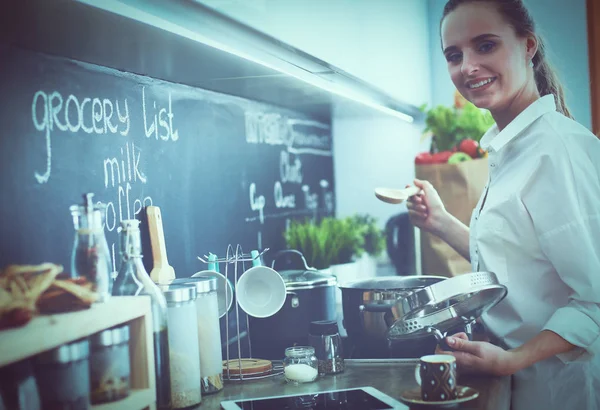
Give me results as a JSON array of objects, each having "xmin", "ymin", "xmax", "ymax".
[
  {"xmin": 374, "ymin": 186, "xmax": 420, "ymax": 204},
  {"xmin": 147, "ymin": 206, "xmax": 176, "ymax": 284}
]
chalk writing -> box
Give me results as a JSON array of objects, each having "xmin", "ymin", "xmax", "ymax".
[
  {"xmin": 142, "ymin": 87, "xmax": 180, "ymax": 142},
  {"xmin": 274, "ymin": 181, "xmax": 296, "ymax": 209},
  {"xmin": 31, "ymin": 90, "xmax": 130, "ymax": 183},
  {"xmin": 249, "ymin": 183, "xmax": 265, "ymax": 224},
  {"xmin": 280, "ymin": 151, "xmax": 303, "ymax": 184}
]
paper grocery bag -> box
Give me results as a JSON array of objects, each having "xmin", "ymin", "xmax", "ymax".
[{"xmin": 415, "ymin": 158, "xmax": 488, "ymax": 277}]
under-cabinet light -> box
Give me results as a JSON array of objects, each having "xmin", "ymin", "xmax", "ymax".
[{"xmin": 77, "ymin": 0, "xmax": 414, "ymax": 123}]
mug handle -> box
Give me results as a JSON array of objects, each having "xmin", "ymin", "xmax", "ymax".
[{"xmin": 414, "ymin": 363, "xmax": 422, "ymax": 386}]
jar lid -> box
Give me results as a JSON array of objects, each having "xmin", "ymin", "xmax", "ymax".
[
  {"xmin": 280, "ymin": 269, "xmax": 336, "ymax": 290},
  {"xmin": 35, "ymin": 339, "xmax": 89, "ymax": 364},
  {"xmin": 90, "ymin": 324, "xmax": 130, "ymax": 347},
  {"xmin": 284, "ymin": 346, "xmax": 315, "ymax": 358},
  {"xmin": 170, "ymin": 277, "xmax": 217, "ymax": 294},
  {"xmin": 159, "ymin": 284, "xmax": 197, "ymax": 303},
  {"xmin": 309, "ymin": 320, "xmax": 339, "ymax": 336}
]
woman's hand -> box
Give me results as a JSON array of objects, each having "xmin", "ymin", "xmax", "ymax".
[
  {"xmin": 435, "ymin": 332, "xmax": 520, "ymax": 377},
  {"xmin": 406, "ymin": 178, "xmax": 449, "ymax": 237}
]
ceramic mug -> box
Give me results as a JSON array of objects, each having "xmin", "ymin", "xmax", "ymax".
[{"xmin": 414, "ymin": 354, "xmax": 457, "ymax": 401}]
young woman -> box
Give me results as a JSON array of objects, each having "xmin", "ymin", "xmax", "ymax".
[{"xmin": 407, "ymin": 1, "xmax": 600, "ymax": 409}]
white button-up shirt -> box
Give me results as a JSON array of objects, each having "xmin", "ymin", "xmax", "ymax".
[{"xmin": 469, "ymin": 95, "xmax": 600, "ymax": 410}]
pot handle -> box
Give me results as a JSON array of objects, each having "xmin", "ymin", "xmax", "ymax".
[
  {"xmin": 359, "ymin": 303, "xmax": 392, "ymax": 313},
  {"xmin": 288, "ymin": 291, "xmax": 300, "ymax": 308},
  {"xmin": 271, "ymin": 249, "xmax": 311, "ymax": 271}
]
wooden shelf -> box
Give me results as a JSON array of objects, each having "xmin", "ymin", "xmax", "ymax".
[
  {"xmin": 92, "ymin": 388, "xmax": 154, "ymax": 410},
  {"xmin": 0, "ymin": 296, "xmax": 151, "ymax": 367}
]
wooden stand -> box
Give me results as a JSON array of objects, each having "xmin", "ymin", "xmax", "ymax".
[{"xmin": 0, "ymin": 296, "xmax": 156, "ymax": 410}]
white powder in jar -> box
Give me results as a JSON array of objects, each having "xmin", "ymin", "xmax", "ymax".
[{"xmin": 284, "ymin": 363, "xmax": 318, "ymax": 383}]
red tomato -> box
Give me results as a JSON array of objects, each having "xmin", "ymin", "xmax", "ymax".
[
  {"xmin": 415, "ymin": 152, "xmax": 434, "ymax": 165},
  {"xmin": 431, "ymin": 151, "xmax": 453, "ymax": 164},
  {"xmin": 459, "ymin": 139, "xmax": 480, "ymax": 158}
]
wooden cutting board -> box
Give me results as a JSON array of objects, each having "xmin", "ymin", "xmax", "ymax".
[
  {"xmin": 222, "ymin": 358, "xmax": 272, "ymax": 375},
  {"xmin": 147, "ymin": 206, "xmax": 176, "ymax": 284}
]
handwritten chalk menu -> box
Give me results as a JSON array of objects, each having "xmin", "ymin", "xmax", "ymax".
[{"xmin": 0, "ymin": 45, "xmax": 335, "ymax": 278}]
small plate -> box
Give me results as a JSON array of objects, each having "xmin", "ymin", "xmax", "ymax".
[{"xmin": 399, "ymin": 385, "xmax": 479, "ymax": 408}]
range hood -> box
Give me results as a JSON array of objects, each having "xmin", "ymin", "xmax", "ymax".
[{"xmin": 2, "ymin": 0, "xmax": 423, "ymax": 123}]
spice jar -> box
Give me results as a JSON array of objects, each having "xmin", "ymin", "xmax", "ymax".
[
  {"xmin": 170, "ymin": 277, "xmax": 223, "ymax": 394},
  {"xmin": 282, "ymin": 346, "xmax": 318, "ymax": 384},
  {"xmin": 34, "ymin": 339, "xmax": 90, "ymax": 410},
  {"xmin": 160, "ymin": 284, "xmax": 202, "ymax": 409},
  {"xmin": 308, "ymin": 320, "xmax": 345, "ymax": 375},
  {"xmin": 89, "ymin": 325, "xmax": 130, "ymax": 404}
]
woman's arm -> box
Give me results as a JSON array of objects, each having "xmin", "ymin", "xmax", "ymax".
[
  {"xmin": 407, "ymin": 179, "xmax": 471, "ymax": 262},
  {"xmin": 440, "ymin": 330, "xmax": 577, "ymax": 376},
  {"xmin": 436, "ymin": 213, "xmax": 471, "ymax": 262}
]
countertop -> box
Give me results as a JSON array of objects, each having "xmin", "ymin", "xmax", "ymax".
[{"xmin": 201, "ymin": 359, "xmax": 511, "ymax": 409}]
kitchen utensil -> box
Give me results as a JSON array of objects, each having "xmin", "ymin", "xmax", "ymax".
[
  {"xmin": 147, "ymin": 206, "xmax": 176, "ymax": 284},
  {"xmin": 191, "ymin": 270, "xmax": 233, "ymax": 319},
  {"xmin": 339, "ymin": 275, "xmax": 451, "ymax": 358},
  {"xmin": 248, "ymin": 250, "xmax": 337, "ymax": 360},
  {"xmin": 236, "ymin": 265, "xmax": 286, "ymax": 318},
  {"xmin": 222, "ymin": 359, "xmax": 273, "ymax": 378},
  {"xmin": 387, "ymin": 283, "xmax": 507, "ymax": 340},
  {"xmin": 399, "ymin": 385, "xmax": 479, "ymax": 408},
  {"xmin": 397, "ymin": 272, "xmax": 503, "ymax": 320},
  {"xmin": 374, "ymin": 186, "xmax": 420, "ymax": 204}
]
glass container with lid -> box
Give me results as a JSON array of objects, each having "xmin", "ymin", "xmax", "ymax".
[
  {"xmin": 308, "ymin": 320, "xmax": 344, "ymax": 375},
  {"xmin": 112, "ymin": 219, "xmax": 171, "ymax": 410},
  {"xmin": 170, "ymin": 277, "xmax": 223, "ymax": 394},
  {"xmin": 282, "ymin": 346, "xmax": 318, "ymax": 384},
  {"xmin": 89, "ymin": 324, "xmax": 130, "ymax": 404},
  {"xmin": 33, "ymin": 339, "xmax": 90, "ymax": 410},
  {"xmin": 70, "ymin": 193, "xmax": 112, "ymax": 302},
  {"xmin": 159, "ymin": 284, "xmax": 202, "ymax": 409}
]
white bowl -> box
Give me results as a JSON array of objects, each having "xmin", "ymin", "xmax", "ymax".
[
  {"xmin": 236, "ymin": 266, "xmax": 286, "ymax": 318},
  {"xmin": 192, "ymin": 270, "xmax": 234, "ymax": 318}
]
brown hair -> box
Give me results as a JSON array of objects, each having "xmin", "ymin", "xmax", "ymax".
[{"xmin": 441, "ymin": 0, "xmax": 573, "ymax": 119}]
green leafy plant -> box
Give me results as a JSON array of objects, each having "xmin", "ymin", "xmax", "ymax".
[
  {"xmin": 419, "ymin": 101, "xmax": 495, "ymax": 152},
  {"xmin": 350, "ymin": 214, "xmax": 385, "ymax": 257},
  {"xmin": 284, "ymin": 217, "xmax": 365, "ymax": 270}
]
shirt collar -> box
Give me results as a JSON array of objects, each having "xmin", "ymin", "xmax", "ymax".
[{"xmin": 479, "ymin": 94, "xmax": 557, "ymax": 152}]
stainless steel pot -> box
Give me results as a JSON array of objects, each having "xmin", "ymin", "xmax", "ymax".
[{"xmin": 339, "ymin": 275, "xmax": 448, "ymax": 358}]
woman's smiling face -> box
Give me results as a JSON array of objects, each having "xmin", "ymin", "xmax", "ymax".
[{"xmin": 441, "ymin": 2, "xmax": 533, "ymax": 112}]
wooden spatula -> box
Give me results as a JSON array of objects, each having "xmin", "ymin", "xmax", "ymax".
[
  {"xmin": 147, "ymin": 206, "xmax": 176, "ymax": 284},
  {"xmin": 374, "ymin": 186, "xmax": 420, "ymax": 204}
]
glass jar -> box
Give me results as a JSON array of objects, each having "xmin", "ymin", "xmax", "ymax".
[
  {"xmin": 70, "ymin": 193, "xmax": 112, "ymax": 302},
  {"xmin": 89, "ymin": 325, "xmax": 130, "ymax": 404},
  {"xmin": 308, "ymin": 320, "xmax": 345, "ymax": 375},
  {"xmin": 160, "ymin": 284, "xmax": 202, "ymax": 409},
  {"xmin": 113, "ymin": 219, "xmax": 172, "ymax": 410},
  {"xmin": 170, "ymin": 277, "xmax": 223, "ymax": 394},
  {"xmin": 33, "ymin": 339, "xmax": 90, "ymax": 410},
  {"xmin": 282, "ymin": 346, "xmax": 318, "ymax": 384}
]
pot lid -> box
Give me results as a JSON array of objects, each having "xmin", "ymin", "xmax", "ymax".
[
  {"xmin": 279, "ymin": 269, "xmax": 337, "ymax": 290},
  {"xmin": 338, "ymin": 275, "xmax": 447, "ymax": 290}
]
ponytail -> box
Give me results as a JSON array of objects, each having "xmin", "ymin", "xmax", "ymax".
[{"xmin": 532, "ymin": 36, "xmax": 573, "ymax": 119}]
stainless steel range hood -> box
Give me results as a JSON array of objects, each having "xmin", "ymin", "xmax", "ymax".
[{"xmin": 2, "ymin": 0, "xmax": 423, "ymax": 123}]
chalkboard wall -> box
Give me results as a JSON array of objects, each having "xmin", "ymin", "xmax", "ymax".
[{"xmin": 0, "ymin": 44, "xmax": 335, "ymax": 280}]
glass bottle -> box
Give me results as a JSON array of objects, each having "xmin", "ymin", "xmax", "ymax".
[
  {"xmin": 112, "ymin": 219, "xmax": 172, "ymax": 410},
  {"xmin": 70, "ymin": 193, "xmax": 112, "ymax": 302},
  {"xmin": 282, "ymin": 346, "xmax": 318, "ymax": 384}
]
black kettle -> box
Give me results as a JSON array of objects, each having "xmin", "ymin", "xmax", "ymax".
[{"xmin": 385, "ymin": 212, "xmax": 416, "ymax": 275}]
